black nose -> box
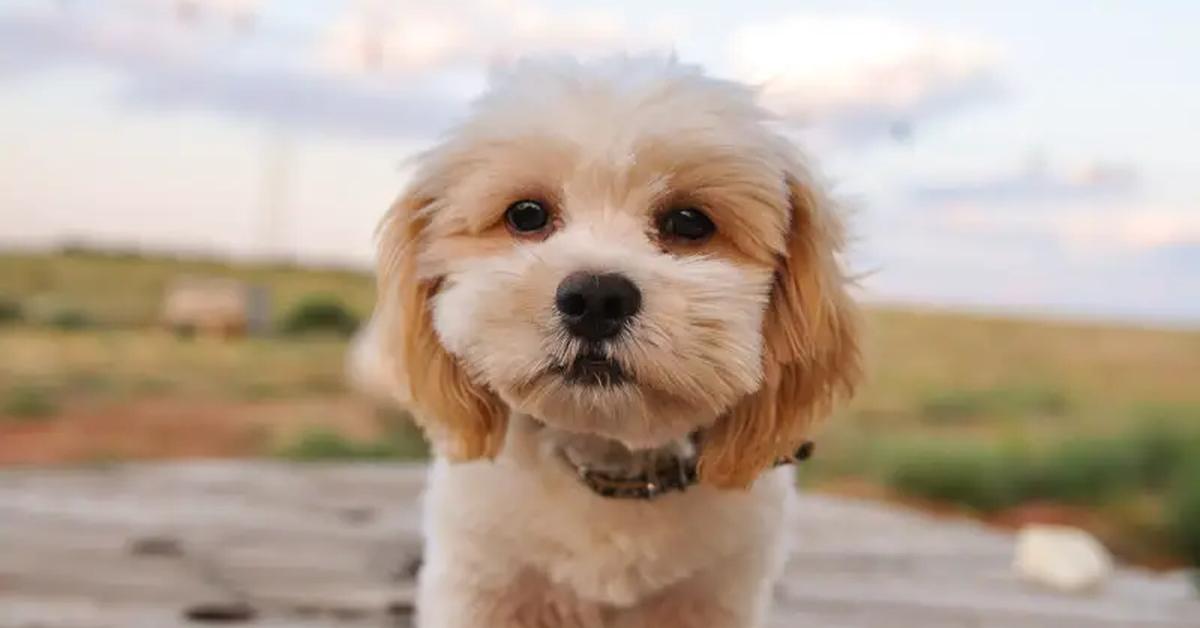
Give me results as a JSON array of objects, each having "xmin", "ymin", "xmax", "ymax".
[{"xmin": 554, "ymin": 272, "xmax": 641, "ymax": 341}]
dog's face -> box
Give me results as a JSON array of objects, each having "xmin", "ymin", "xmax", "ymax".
[{"xmin": 379, "ymin": 58, "xmax": 860, "ymax": 488}]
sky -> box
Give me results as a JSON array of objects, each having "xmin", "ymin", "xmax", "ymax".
[{"xmin": 1, "ymin": 0, "xmax": 1197, "ymax": 324}]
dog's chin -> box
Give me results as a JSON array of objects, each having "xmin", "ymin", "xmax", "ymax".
[{"xmin": 497, "ymin": 361, "xmax": 718, "ymax": 450}]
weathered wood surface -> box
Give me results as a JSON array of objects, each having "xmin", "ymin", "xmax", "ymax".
[{"xmin": 1, "ymin": 462, "xmax": 1196, "ymax": 627}]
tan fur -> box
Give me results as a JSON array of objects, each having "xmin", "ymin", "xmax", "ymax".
[
  {"xmin": 698, "ymin": 174, "xmax": 861, "ymax": 488},
  {"xmin": 378, "ymin": 194, "xmax": 508, "ymax": 460}
]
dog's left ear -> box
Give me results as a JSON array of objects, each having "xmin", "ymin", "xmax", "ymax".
[
  {"xmin": 698, "ymin": 171, "xmax": 862, "ymax": 488},
  {"xmin": 376, "ymin": 190, "xmax": 509, "ymax": 461}
]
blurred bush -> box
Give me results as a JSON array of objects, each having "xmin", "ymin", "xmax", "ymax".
[
  {"xmin": 280, "ymin": 295, "xmax": 360, "ymax": 337},
  {"xmin": 1126, "ymin": 418, "xmax": 1200, "ymax": 490},
  {"xmin": 0, "ymin": 294, "xmax": 23, "ymax": 324},
  {"xmin": 46, "ymin": 307, "xmax": 96, "ymax": 330},
  {"xmin": 2, "ymin": 382, "xmax": 60, "ymax": 421},
  {"xmin": 1028, "ymin": 437, "xmax": 1141, "ymax": 504},
  {"xmin": 883, "ymin": 442, "xmax": 1028, "ymax": 512},
  {"xmin": 275, "ymin": 426, "xmax": 427, "ymax": 461},
  {"xmin": 881, "ymin": 422, "xmax": 1200, "ymax": 514},
  {"xmin": 919, "ymin": 384, "xmax": 1069, "ymax": 424},
  {"xmin": 1170, "ymin": 464, "xmax": 1200, "ymax": 569},
  {"xmin": 275, "ymin": 407, "xmax": 427, "ymax": 461}
]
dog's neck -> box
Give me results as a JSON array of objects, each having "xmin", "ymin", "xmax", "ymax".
[
  {"xmin": 507, "ymin": 413, "xmax": 815, "ymax": 500},
  {"xmin": 546, "ymin": 423, "xmax": 697, "ymax": 476},
  {"xmin": 514, "ymin": 414, "xmax": 700, "ymax": 499}
]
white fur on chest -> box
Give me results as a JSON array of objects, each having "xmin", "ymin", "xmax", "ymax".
[{"xmin": 420, "ymin": 423, "xmax": 794, "ymax": 608}]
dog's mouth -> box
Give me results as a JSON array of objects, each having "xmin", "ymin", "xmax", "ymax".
[{"xmin": 554, "ymin": 350, "xmax": 627, "ymax": 387}]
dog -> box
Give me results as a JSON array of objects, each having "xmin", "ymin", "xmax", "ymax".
[{"xmin": 369, "ymin": 55, "xmax": 861, "ymax": 628}]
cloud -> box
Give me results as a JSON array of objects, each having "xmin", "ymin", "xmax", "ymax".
[
  {"xmin": 860, "ymin": 200, "xmax": 1200, "ymax": 323},
  {"xmin": 940, "ymin": 203, "xmax": 1198, "ymax": 250},
  {"xmin": 2, "ymin": 4, "xmax": 1009, "ymax": 149},
  {"xmin": 1054, "ymin": 207, "xmax": 1200, "ymax": 250},
  {"xmin": 117, "ymin": 63, "xmax": 467, "ymax": 139},
  {"xmin": 911, "ymin": 156, "xmax": 1142, "ymax": 205},
  {"xmin": 902, "ymin": 155, "xmax": 1173, "ymax": 257},
  {"xmin": 727, "ymin": 15, "xmax": 1003, "ymax": 144},
  {"xmin": 0, "ymin": 1, "xmax": 674, "ymax": 140},
  {"xmin": 3, "ymin": 4, "xmax": 1009, "ymax": 146},
  {"xmin": 318, "ymin": 0, "xmax": 667, "ymax": 77},
  {"xmin": 0, "ymin": 2, "xmax": 474, "ymax": 139},
  {"xmin": 866, "ymin": 152, "xmax": 1194, "ymax": 320}
]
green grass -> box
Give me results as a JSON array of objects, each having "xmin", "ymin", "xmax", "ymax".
[
  {"xmin": 2, "ymin": 381, "xmax": 60, "ymax": 421},
  {"xmin": 919, "ymin": 383, "xmax": 1069, "ymax": 424},
  {"xmin": 1169, "ymin": 466, "xmax": 1200, "ymax": 568},
  {"xmin": 46, "ymin": 307, "xmax": 96, "ymax": 331},
  {"xmin": 0, "ymin": 328, "xmax": 351, "ymax": 405},
  {"xmin": 0, "ymin": 294, "xmax": 22, "ymax": 324},
  {"xmin": 881, "ymin": 441, "xmax": 1027, "ymax": 512},
  {"xmin": 875, "ymin": 422, "xmax": 1200, "ymax": 512},
  {"xmin": 0, "ymin": 248, "xmax": 374, "ymax": 328},
  {"xmin": 275, "ymin": 410, "xmax": 428, "ymax": 461}
]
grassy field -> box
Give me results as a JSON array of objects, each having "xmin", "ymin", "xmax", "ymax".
[
  {"xmin": 2, "ymin": 248, "xmax": 1199, "ymax": 567},
  {"xmin": 0, "ymin": 248, "xmax": 375, "ymax": 328}
]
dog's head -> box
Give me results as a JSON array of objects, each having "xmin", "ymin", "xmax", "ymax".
[{"xmin": 377, "ymin": 57, "xmax": 860, "ymax": 488}]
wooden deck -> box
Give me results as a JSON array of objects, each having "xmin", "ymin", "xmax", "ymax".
[{"xmin": 1, "ymin": 462, "xmax": 1196, "ymax": 627}]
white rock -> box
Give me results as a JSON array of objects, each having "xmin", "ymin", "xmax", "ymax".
[{"xmin": 1013, "ymin": 524, "xmax": 1113, "ymax": 593}]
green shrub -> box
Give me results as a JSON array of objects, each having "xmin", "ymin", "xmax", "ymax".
[
  {"xmin": 880, "ymin": 425, "xmax": 1200, "ymax": 514},
  {"xmin": 919, "ymin": 384, "xmax": 1068, "ymax": 424},
  {"xmin": 46, "ymin": 307, "xmax": 95, "ymax": 330},
  {"xmin": 882, "ymin": 442, "xmax": 1028, "ymax": 512},
  {"xmin": 280, "ymin": 296, "xmax": 360, "ymax": 337},
  {"xmin": 275, "ymin": 426, "xmax": 427, "ymax": 461},
  {"xmin": 2, "ymin": 383, "xmax": 60, "ymax": 421},
  {"xmin": 1125, "ymin": 420, "xmax": 1200, "ymax": 490},
  {"xmin": 1026, "ymin": 438, "xmax": 1141, "ymax": 504},
  {"xmin": 0, "ymin": 295, "xmax": 22, "ymax": 324},
  {"xmin": 920, "ymin": 390, "xmax": 990, "ymax": 423},
  {"xmin": 1168, "ymin": 465, "xmax": 1200, "ymax": 568},
  {"xmin": 1132, "ymin": 402, "xmax": 1200, "ymax": 425}
]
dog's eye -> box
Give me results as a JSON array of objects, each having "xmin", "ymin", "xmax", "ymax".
[
  {"xmin": 659, "ymin": 207, "xmax": 715, "ymax": 242},
  {"xmin": 505, "ymin": 200, "xmax": 550, "ymax": 234}
]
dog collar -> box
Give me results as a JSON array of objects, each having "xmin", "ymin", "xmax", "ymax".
[{"xmin": 563, "ymin": 441, "xmax": 815, "ymax": 500}]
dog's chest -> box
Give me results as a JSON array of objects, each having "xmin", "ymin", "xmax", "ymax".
[{"xmin": 424, "ymin": 457, "xmax": 792, "ymax": 606}]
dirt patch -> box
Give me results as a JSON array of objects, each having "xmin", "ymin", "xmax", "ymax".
[{"xmin": 0, "ymin": 396, "xmax": 381, "ymax": 465}]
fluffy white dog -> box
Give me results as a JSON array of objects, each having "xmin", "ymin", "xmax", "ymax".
[{"xmin": 369, "ymin": 55, "xmax": 861, "ymax": 628}]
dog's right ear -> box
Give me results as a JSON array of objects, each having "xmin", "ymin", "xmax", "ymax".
[{"xmin": 376, "ymin": 190, "xmax": 509, "ymax": 460}]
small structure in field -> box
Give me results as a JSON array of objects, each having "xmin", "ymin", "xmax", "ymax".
[{"xmin": 161, "ymin": 277, "xmax": 271, "ymax": 338}]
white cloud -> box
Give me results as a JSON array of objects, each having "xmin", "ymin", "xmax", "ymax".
[
  {"xmin": 728, "ymin": 15, "xmax": 1001, "ymax": 142},
  {"xmin": 1, "ymin": 1, "xmax": 674, "ymax": 138},
  {"xmin": 912, "ymin": 156, "xmax": 1142, "ymax": 204},
  {"xmin": 1055, "ymin": 207, "xmax": 1200, "ymax": 250},
  {"xmin": 318, "ymin": 0, "xmax": 670, "ymax": 77},
  {"xmin": 939, "ymin": 202, "xmax": 1200, "ymax": 252},
  {"xmin": 4, "ymin": 4, "xmax": 1003, "ymax": 147},
  {"xmin": 0, "ymin": 3, "xmax": 468, "ymax": 138},
  {"xmin": 907, "ymin": 156, "xmax": 1186, "ymax": 253}
]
